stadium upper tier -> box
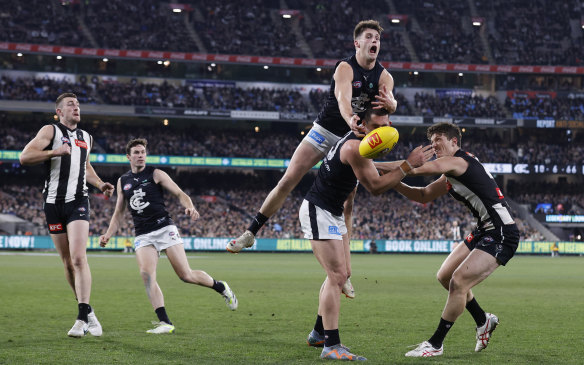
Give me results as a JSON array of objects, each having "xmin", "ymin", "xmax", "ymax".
[{"xmin": 0, "ymin": 0, "xmax": 582, "ymax": 66}]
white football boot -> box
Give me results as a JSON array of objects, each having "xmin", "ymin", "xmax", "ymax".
[
  {"xmin": 405, "ymin": 341, "xmax": 443, "ymax": 357},
  {"xmin": 475, "ymin": 313, "xmax": 499, "ymax": 352},
  {"xmin": 226, "ymin": 230, "xmax": 255, "ymax": 253}
]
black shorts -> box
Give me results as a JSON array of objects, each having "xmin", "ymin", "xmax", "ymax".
[
  {"xmin": 43, "ymin": 197, "xmax": 90, "ymax": 234},
  {"xmin": 464, "ymin": 224, "xmax": 520, "ymax": 266}
]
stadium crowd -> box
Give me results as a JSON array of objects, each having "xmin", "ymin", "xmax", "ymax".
[{"xmin": 1, "ymin": 0, "xmax": 583, "ymax": 66}]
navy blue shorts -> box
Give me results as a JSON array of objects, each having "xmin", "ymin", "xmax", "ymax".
[
  {"xmin": 464, "ymin": 224, "xmax": 520, "ymax": 266},
  {"xmin": 43, "ymin": 197, "xmax": 90, "ymax": 234}
]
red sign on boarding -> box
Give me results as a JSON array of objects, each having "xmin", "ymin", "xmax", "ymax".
[{"xmin": 49, "ymin": 223, "xmax": 63, "ymax": 231}]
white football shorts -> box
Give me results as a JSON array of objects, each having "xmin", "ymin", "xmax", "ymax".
[
  {"xmin": 134, "ymin": 225, "xmax": 183, "ymax": 252},
  {"xmin": 299, "ymin": 199, "xmax": 347, "ymax": 240},
  {"xmin": 301, "ymin": 123, "xmax": 342, "ymax": 154}
]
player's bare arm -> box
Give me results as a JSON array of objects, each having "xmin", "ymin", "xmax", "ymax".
[
  {"xmin": 373, "ymin": 160, "xmax": 405, "ymax": 174},
  {"xmin": 394, "ymin": 175, "xmax": 449, "ymax": 204},
  {"xmin": 99, "ymin": 178, "xmax": 127, "ymax": 247},
  {"xmin": 86, "ymin": 159, "xmax": 114, "ymax": 198},
  {"xmin": 371, "ymin": 71, "xmax": 397, "ymax": 114},
  {"xmin": 342, "ymin": 141, "xmax": 432, "ymax": 195},
  {"xmin": 153, "ymin": 169, "xmax": 200, "ymax": 220},
  {"xmin": 334, "ymin": 62, "xmax": 366, "ymax": 136},
  {"xmin": 408, "ymin": 156, "xmax": 468, "ymax": 177},
  {"xmin": 19, "ymin": 125, "xmax": 70, "ymax": 165}
]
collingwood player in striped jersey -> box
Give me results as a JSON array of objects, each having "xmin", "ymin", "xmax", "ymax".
[
  {"xmin": 300, "ymin": 108, "xmax": 433, "ymax": 361},
  {"xmin": 389, "ymin": 122, "xmax": 521, "ymax": 358},
  {"xmin": 99, "ymin": 138, "xmax": 238, "ymax": 334},
  {"xmin": 19, "ymin": 93, "xmax": 114, "ymax": 338}
]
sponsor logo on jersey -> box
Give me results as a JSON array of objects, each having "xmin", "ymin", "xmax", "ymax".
[
  {"xmin": 465, "ymin": 233, "xmax": 474, "ymax": 242},
  {"xmin": 328, "ymin": 226, "xmax": 340, "ymax": 235},
  {"xmin": 308, "ymin": 130, "xmax": 325, "ymax": 144},
  {"xmin": 49, "ymin": 223, "xmax": 63, "ymax": 232},
  {"xmin": 352, "ymin": 81, "xmax": 362, "ymax": 88},
  {"xmin": 366, "ymin": 132, "xmax": 382, "ymax": 149},
  {"xmin": 78, "ymin": 207, "xmax": 86, "ymax": 212},
  {"xmin": 75, "ymin": 139, "xmax": 88, "ymax": 149},
  {"xmin": 495, "ymin": 188, "xmax": 504, "ymax": 199},
  {"xmin": 123, "ymin": 183, "xmax": 132, "ymax": 191}
]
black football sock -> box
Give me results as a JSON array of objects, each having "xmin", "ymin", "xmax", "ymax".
[
  {"xmin": 466, "ymin": 297, "xmax": 487, "ymax": 327},
  {"xmin": 212, "ymin": 279, "xmax": 226, "ymax": 294},
  {"xmin": 247, "ymin": 212, "xmax": 268, "ymax": 236},
  {"xmin": 324, "ymin": 329, "xmax": 340, "ymax": 348},
  {"xmin": 77, "ymin": 303, "xmax": 90, "ymax": 323},
  {"xmin": 428, "ymin": 318, "xmax": 454, "ymax": 349},
  {"xmin": 313, "ymin": 315, "xmax": 324, "ymax": 336},
  {"xmin": 155, "ymin": 307, "xmax": 172, "ymax": 325}
]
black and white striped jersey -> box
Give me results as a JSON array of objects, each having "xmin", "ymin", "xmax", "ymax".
[
  {"xmin": 445, "ymin": 149, "xmax": 515, "ymax": 230},
  {"xmin": 42, "ymin": 123, "xmax": 92, "ymax": 204}
]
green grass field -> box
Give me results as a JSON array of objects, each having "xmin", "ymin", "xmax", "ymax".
[{"xmin": 0, "ymin": 252, "xmax": 583, "ymax": 364}]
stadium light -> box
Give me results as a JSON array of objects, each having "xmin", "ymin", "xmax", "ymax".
[
  {"xmin": 157, "ymin": 60, "xmax": 163, "ymax": 65},
  {"xmin": 413, "ymin": 71, "xmax": 419, "ymax": 75},
  {"xmin": 16, "ymin": 53, "xmax": 23, "ymax": 57},
  {"xmin": 316, "ymin": 67, "xmax": 322, "ymax": 72},
  {"xmin": 282, "ymin": 14, "xmax": 291, "ymax": 19},
  {"xmin": 163, "ymin": 119, "xmax": 169, "ymax": 126},
  {"xmin": 472, "ymin": 21, "xmax": 482, "ymax": 27},
  {"xmin": 56, "ymin": 55, "xmax": 62, "ymax": 60},
  {"xmin": 210, "ymin": 63, "xmax": 216, "ymax": 67},
  {"xmin": 263, "ymin": 65, "xmax": 269, "ymax": 70},
  {"xmin": 391, "ymin": 19, "xmax": 400, "ymax": 24},
  {"xmin": 254, "ymin": 126, "xmax": 260, "ymax": 132},
  {"xmin": 163, "ymin": 60, "xmax": 170, "ymax": 67},
  {"xmin": 173, "ymin": 8, "xmax": 182, "ymax": 13},
  {"xmin": 102, "ymin": 58, "xmax": 108, "ymax": 62},
  {"xmin": 458, "ymin": 73, "xmax": 464, "ymax": 77}
]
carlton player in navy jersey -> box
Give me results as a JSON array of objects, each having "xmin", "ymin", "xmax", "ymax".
[
  {"xmin": 20, "ymin": 93, "xmax": 114, "ymax": 338},
  {"xmin": 301, "ymin": 108, "xmax": 433, "ymax": 361},
  {"xmin": 388, "ymin": 122, "xmax": 520, "ymax": 358},
  {"xmin": 228, "ymin": 19, "xmax": 399, "ymax": 281},
  {"xmin": 99, "ymin": 139, "xmax": 237, "ymax": 334}
]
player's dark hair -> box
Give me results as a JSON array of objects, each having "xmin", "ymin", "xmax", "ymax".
[
  {"xmin": 126, "ymin": 138, "xmax": 148, "ymax": 155},
  {"xmin": 55, "ymin": 93, "xmax": 77, "ymax": 109},
  {"xmin": 354, "ymin": 20, "xmax": 383, "ymax": 40},
  {"xmin": 427, "ymin": 122, "xmax": 462, "ymax": 147},
  {"xmin": 363, "ymin": 107, "xmax": 389, "ymax": 122}
]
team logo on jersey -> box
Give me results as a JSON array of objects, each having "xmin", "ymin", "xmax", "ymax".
[
  {"xmin": 49, "ymin": 223, "xmax": 63, "ymax": 232},
  {"xmin": 352, "ymin": 81, "xmax": 362, "ymax": 88},
  {"xmin": 123, "ymin": 183, "xmax": 132, "ymax": 191},
  {"xmin": 369, "ymin": 83, "xmax": 373, "ymax": 89},
  {"xmin": 75, "ymin": 139, "xmax": 88, "ymax": 149},
  {"xmin": 61, "ymin": 136, "xmax": 70, "ymax": 145},
  {"xmin": 78, "ymin": 207, "xmax": 86, "ymax": 212},
  {"xmin": 328, "ymin": 226, "xmax": 340, "ymax": 235},
  {"xmin": 130, "ymin": 188, "xmax": 150, "ymax": 214}
]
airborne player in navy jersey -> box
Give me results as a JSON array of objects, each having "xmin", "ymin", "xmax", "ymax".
[
  {"xmin": 20, "ymin": 93, "xmax": 114, "ymax": 338},
  {"xmin": 99, "ymin": 138, "xmax": 237, "ymax": 334},
  {"xmin": 385, "ymin": 122, "xmax": 520, "ymax": 358}
]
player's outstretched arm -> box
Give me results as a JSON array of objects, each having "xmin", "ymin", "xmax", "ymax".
[
  {"xmin": 334, "ymin": 62, "xmax": 366, "ymax": 136},
  {"xmin": 19, "ymin": 125, "xmax": 70, "ymax": 165},
  {"xmin": 86, "ymin": 159, "xmax": 114, "ymax": 198},
  {"xmin": 394, "ymin": 175, "xmax": 449, "ymax": 204},
  {"xmin": 153, "ymin": 169, "xmax": 200, "ymax": 220},
  {"xmin": 99, "ymin": 178, "xmax": 126, "ymax": 247},
  {"xmin": 371, "ymin": 71, "xmax": 397, "ymax": 114}
]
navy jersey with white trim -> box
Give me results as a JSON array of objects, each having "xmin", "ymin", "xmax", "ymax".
[
  {"xmin": 445, "ymin": 150, "xmax": 514, "ymax": 230},
  {"xmin": 120, "ymin": 166, "xmax": 174, "ymax": 236},
  {"xmin": 43, "ymin": 123, "xmax": 92, "ymax": 204},
  {"xmin": 315, "ymin": 55, "xmax": 385, "ymax": 137},
  {"xmin": 305, "ymin": 132, "xmax": 359, "ymax": 216}
]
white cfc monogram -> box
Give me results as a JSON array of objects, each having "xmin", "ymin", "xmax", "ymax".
[{"xmin": 130, "ymin": 188, "xmax": 150, "ymax": 213}]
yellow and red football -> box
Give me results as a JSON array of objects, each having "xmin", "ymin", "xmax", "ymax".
[{"xmin": 358, "ymin": 126, "xmax": 399, "ymax": 159}]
